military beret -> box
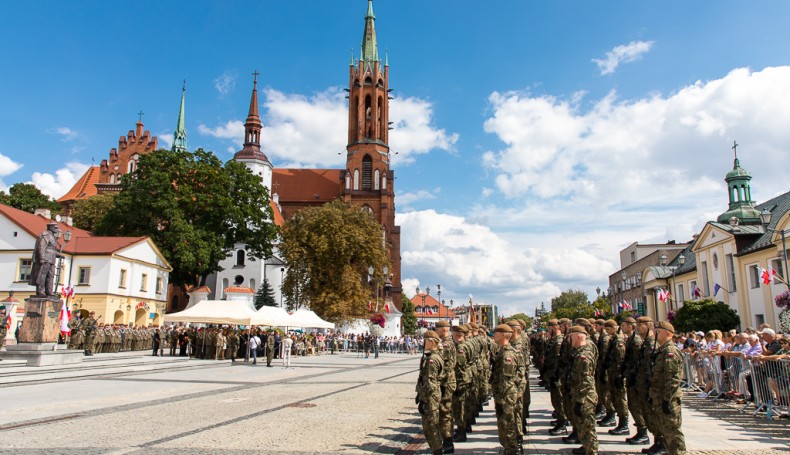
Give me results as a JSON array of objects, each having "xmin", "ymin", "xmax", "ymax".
[
  {"xmin": 569, "ymin": 325, "xmax": 588, "ymax": 335},
  {"xmin": 587, "ymin": 318, "xmax": 596, "ymax": 324},
  {"xmin": 575, "ymin": 318, "xmax": 591, "ymax": 327},
  {"xmin": 518, "ymin": 320, "xmax": 526, "ymax": 330},
  {"xmin": 604, "ymin": 319, "xmax": 617, "ymax": 328},
  {"xmin": 546, "ymin": 319, "xmax": 559, "ymax": 327},
  {"xmin": 451, "ymin": 325, "xmax": 468, "ymax": 334},
  {"xmin": 470, "ymin": 323, "xmax": 479, "ymax": 330},
  {"xmin": 494, "ymin": 324, "xmax": 513, "ymax": 333},
  {"xmin": 435, "ymin": 320, "xmax": 451, "ymax": 328},
  {"xmin": 424, "ymin": 330, "xmax": 440, "ymax": 341},
  {"xmin": 636, "ymin": 316, "xmax": 653, "ymax": 324},
  {"xmin": 595, "ymin": 319, "xmax": 605, "ymax": 325},
  {"xmin": 507, "ymin": 320, "xmax": 521, "ymax": 329},
  {"xmin": 655, "ymin": 321, "xmax": 675, "ymax": 333},
  {"xmin": 463, "ymin": 323, "xmax": 473, "ymax": 330},
  {"xmin": 623, "ymin": 317, "xmax": 636, "ymax": 323},
  {"xmin": 558, "ymin": 318, "xmax": 571, "ymax": 324}
]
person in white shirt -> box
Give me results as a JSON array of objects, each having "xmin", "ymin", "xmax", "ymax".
[
  {"xmin": 282, "ymin": 334, "xmax": 294, "ymax": 368},
  {"xmin": 249, "ymin": 333, "xmax": 261, "ymax": 365}
]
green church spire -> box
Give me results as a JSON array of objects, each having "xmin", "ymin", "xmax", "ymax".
[
  {"xmin": 361, "ymin": 0, "xmax": 379, "ymax": 63},
  {"xmin": 717, "ymin": 140, "xmax": 761, "ymax": 224},
  {"xmin": 172, "ymin": 81, "xmax": 187, "ymax": 153}
]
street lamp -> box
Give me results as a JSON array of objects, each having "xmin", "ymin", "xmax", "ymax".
[
  {"xmin": 280, "ymin": 267, "xmax": 285, "ymax": 307},
  {"xmin": 436, "ymin": 284, "xmax": 442, "ymax": 321},
  {"xmin": 760, "ymin": 208, "xmax": 790, "ymax": 290},
  {"xmin": 620, "ymin": 271, "xmax": 627, "ymax": 315},
  {"xmin": 54, "ymin": 230, "xmax": 72, "ymax": 292},
  {"xmin": 448, "ymin": 299, "xmax": 454, "ymax": 323},
  {"xmin": 368, "ymin": 265, "xmax": 389, "ymax": 312}
]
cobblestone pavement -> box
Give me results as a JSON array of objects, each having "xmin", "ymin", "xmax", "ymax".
[{"xmin": 0, "ymin": 352, "xmax": 787, "ymax": 454}]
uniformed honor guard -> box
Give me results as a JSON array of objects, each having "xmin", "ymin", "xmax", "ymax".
[
  {"xmin": 545, "ymin": 319, "xmax": 567, "ymax": 435},
  {"xmin": 650, "ymin": 321, "xmax": 686, "ymax": 455},
  {"xmin": 80, "ymin": 311, "xmax": 98, "ymax": 356},
  {"xmin": 603, "ymin": 319, "xmax": 630, "ymax": 435},
  {"xmin": 635, "ymin": 316, "xmax": 658, "ymax": 450},
  {"xmin": 507, "ymin": 319, "xmax": 527, "ymax": 446},
  {"xmin": 621, "ymin": 316, "xmax": 647, "ymax": 444},
  {"xmin": 416, "ymin": 330, "xmax": 445, "ymax": 455},
  {"xmin": 266, "ymin": 330, "xmax": 275, "ymax": 367},
  {"xmin": 490, "ymin": 323, "xmax": 520, "ymax": 455},
  {"xmin": 568, "ymin": 325, "xmax": 598, "ymax": 455},
  {"xmin": 451, "ymin": 324, "xmax": 470, "ymax": 443},
  {"xmin": 434, "ymin": 320, "xmax": 457, "ymax": 453}
]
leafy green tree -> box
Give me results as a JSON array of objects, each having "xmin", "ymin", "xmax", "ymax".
[
  {"xmin": 505, "ymin": 312, "xmax": 533, "ymax": 328},
  {"xmin": 71, "ymin": 193, "xmax": 115, "ymax": 233},
  {"xmin": 549, "ymin": 289, "xmax": 592, "ymax": 321},
  {"xmin": 400, "ymin": 294, "xmax": 417, "ymax": 335},
  {"xmin": 0, "ymin": 183, "xmax": 59, "ymax": 213},
  {"xmin": 280, "ymin": 199, "xmax": 389, "ymax": 324},
  {"xmin": 254, "ymin": 278, "xmax": 277, "ymax": 309},
  {"xmin": 672, "ymin": 298, "xmax": 740, "ymax": 333},
  {"xmin": 97, "ymin": 148, "xmax": 279, "ymax": 287}
]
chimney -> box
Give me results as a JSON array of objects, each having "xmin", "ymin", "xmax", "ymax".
[{"xmin": 34, "ymin": 209, "xmax": 51, "ymax": 219}]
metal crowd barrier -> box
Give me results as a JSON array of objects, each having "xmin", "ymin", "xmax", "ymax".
[{"xmin": 680, "ymin": 350, "xmax": 789, "ymax": 419}]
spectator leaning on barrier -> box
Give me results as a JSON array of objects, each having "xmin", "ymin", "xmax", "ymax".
[{"xmin": 760, "ymin": 328, "xmax": 780, "ymax": 355}]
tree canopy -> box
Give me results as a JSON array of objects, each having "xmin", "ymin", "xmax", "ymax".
[
  {"xmin": 672, "ymin": 298, "xmax": 740, "ymax": 333},
  {"xmin": 0, "ymin": 183, "xmax": 59, "ymax": 213},
  {"xmin": 279, "ymin": 199, "xmax": 389, "ymax": 324},
  {"xmin": 400, "ymin": 294, "xmax": 417, "ymax": 335},
  {"xmin": 97, "ymin": 148, "xmax": 279, "ymax": 287},
  {"xmin": 71, "ymin": 193, "xmax": 115, "ymax": 233}
]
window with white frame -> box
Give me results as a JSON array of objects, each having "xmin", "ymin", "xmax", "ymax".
[
  {"xmin": 749, "ymin": 264, "xmax": 760, "ymax": 289},
  {"xmin": 156, "ymin": 277, "xmax": 163, "ymax": 294},
  {"xmin": 677, "ymin": 283, "xmax": 685, "ymax": 303},
  {"xmin": 726, "ymin": 254, "xmax": 737, "ymax": 292},
  {"xmin": 78, "ymin": 267, "xmax": 91, "ymax": 285},
  {"xmin": 141, "ymin": 273, "xmax": 148, "ymax": 292},
  {"xmin": 18, "ymin": 258, "xmax": 32, "ymax": 282},
  {"xmin": 700, "ymin": 261, "xmax": 710, "ymax": 296},
  {"xmin": 119, "ymin": 269, "xmax": 127, "ymax": 288}
]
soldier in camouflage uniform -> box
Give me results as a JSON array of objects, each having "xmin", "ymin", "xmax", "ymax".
[
  {"xmin": 620, "ymin": 316, "xmax": 647, "ymax": 444},
  {"xmin": 490, "ymin": 324, "xmax": 520, "ymax": 455},
  {"xmin": 68, "ymin": 313, "xmax": 82, "ymax": 350},
  {"xmin": 568, "ymin": 325, "xmax": 598, "ymax": 455},
  {"xmin": 545, "ymin": 319, "xmax": 568, "ymax": 435},
  {"xmin": 602, "ymin": 319, "xmax": 630, "ymax": 435},
  {"xmin": 635, "ymin": 316, "xmax": 658, "ymax": 450},
  {"xmin": 416, "ymin": 330, "xmax": 444, "ymax": 455},
  {"xmin": 228, "ymin": 329, "xmax": 240, "ymax": 362},
  {"xmin": 80, "ymin": 311, "xmax": 98, "ymax": 356},
  {"xmin": 507, "ymin": 320, "xmax": 527, "ymax": 445},
  {"xmin": 651, "ymin": 321, "xmax": 686, "ymax": 455},
  {"xmin": 451, "ymin": 325, "xmax": 471, "ymax": 443},
  {"xmin": 595, "ymin": 319, "xmax": 616, "ymax": 426},
  {"xmin": 266, "ymin": 330, "xmax": 276, "ymax": 367},
  {"xmin": 462, "ymin": 324, "xmax": 479, "ymax": 433},
  {"xmin": 434, "ymin": 320, "xmax": 456, "ymax": 453}
]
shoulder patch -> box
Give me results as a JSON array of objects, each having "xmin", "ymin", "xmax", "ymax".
[
  {"xmin": 667, "ymin": 353, "xmax": 674, "ymax": 357},
  {"xmin": 429, "ymin": 359, "xmax": 434, "ymax": 364},
  {"xmin": 505, "ymin": 357, "xmax": 513, "ymax": 363},
  {"xmin": 580, "ymin": 355, "xmax": 587, "ymax": 360}
]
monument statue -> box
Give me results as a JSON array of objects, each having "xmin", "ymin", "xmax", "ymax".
[{"xmin": 27, "ymin": 222, "xmax": 64, "ymax": 297}]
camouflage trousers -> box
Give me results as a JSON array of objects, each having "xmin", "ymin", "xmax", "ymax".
[
  {"xmin": 653, "ymin": 398, "xmax": 686, "ymax": 455},
  {"xmin": 626, "ymin": 385, "xmax": 646, "ymax": 429},
  {"xmin": 452, "ymin": 387, "xmax": 466, "ymax": 430},
  {"xmin": 494, "ymin": 400, "xmax": 519, "ymax": 455},
  {"xmin": 464, "ymin": 380, "xmax": 478, "ymax": 426},
  {"xmin": 636, "ymin": 388, "xmax": 657, "ymax": 436},
  {"xmin": 609, "ymin": 380, "xmax": 628, "ymax": 420},
  {"xmin": 439, "ymin": 385, "xmax": 455, "ymax": 439},
  {"xmin": 572, "ymin": 398, "xmax": 599, "ymax": 455},
  {"xmin": 596, "ymin": 377, "xmax": 612, "ymax": 412},
  {"xmin": 420, "ymin": 398, "xmax": 443, "ymax": 452},
  {"xmin": 549, "ymin": 383, "xmax": 566, "ymax": 421},
  {"xmin": 563, "ymin": 386, "xmax": 576, "ymax": 432}
]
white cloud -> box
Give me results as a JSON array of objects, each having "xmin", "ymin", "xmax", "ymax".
[
  {"xmin": 197, "ymin": 87, "xmax": 458, "ymax": 168},
  {"xmin": 396, "ymin": 210, "xmax": 614, "ymax": 315},
  {"xmin": 397, "ymin": 188, "xmax": 439, "ymax": 210},
  {"xmin": 158, "ymin": 131, "xmax": 173, "ymax": 151},
  {"xmin": 214, "ymin": 71, "xmax": 237, "ymax": 97},
  {"xmin": 52, "ymin": 127, "xmax": 79, "ymax": 142},
  {"xmin": 592, "ymin": 40, "xmax": 655, "ymax": 75},
  {"xmin": 0, "ymin": 152, "xmax": 23, "ymax": 193},
  {"xmin": 30, "ymin": 162, "xmax": 90, "ymax": 199}
]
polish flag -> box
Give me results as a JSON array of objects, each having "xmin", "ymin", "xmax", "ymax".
[
  {"xmin": 368, "ymin": 301, "xmax": 373, "ymax": 312},
  {"xmin": 761, "ymin": 267, "xmax": 776, "ymax": 285},
  {"xmin": 693, "ymin": 287, "xmax": 702, "ymax": 298},
  {"xmin": 59, "ymin": 300, "xmax": 71, "ymax": 336},
  {"xmin": 426, "ymin": 307, "xmax": 435, "ymax": 315},
  {"xmin": 657, "ymin": 289, "xmax": 669, "ymax": 302},
  {"xmin": 384, "ymin": 303, "xmax": 390, "ymax": 313},
  {"xmin": 61, "ymin": 285, "xmax": 75, "ymax": 299}
]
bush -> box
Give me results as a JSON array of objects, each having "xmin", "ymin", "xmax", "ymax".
[{"xmin": 672, "ymin": 299, "xmax": 740, "ymax": 333}]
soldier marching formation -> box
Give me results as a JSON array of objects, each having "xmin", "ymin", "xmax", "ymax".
[{"xmin": 417, "ymin": 316, "xmax": 685, "ymax": 455}]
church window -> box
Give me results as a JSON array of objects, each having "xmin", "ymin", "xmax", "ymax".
[
  {"xmin": 234, "ymin": 275, "xmax": 244, "ymax": 286},
  {"xmin": 377, "ymin": 95, "xmax": 385, "ymax": 141},
  {"xmin": 364, "ymin": 95, "xmax": 373, "ymax": 138},
  {"xmin": 362, "ymin": 155, "xmax": 372, "ymax": 190},
  {"xmin": 354, "ymin": 169, "xmax": 360, "ymax": 190},
  {"xmin": 236, "ymin": 250, "xmax": 246, "ymax": 266},
  {"xmin": 250, "ymin": 278, "xmax": 256, "ymax": 290},
  {"xmin": 109, "ymin": 174, "xmax": 115, "ymax": 184},
  {"xmin": 364, "ymin": 77, "xmax": 373, "ymax": 86},
  {"xmin": 128, "ymin": 160, "xmax": 136, "ymax": 173},
  {"xmin": 374, "ymin": 169, "xmax": 380, "ymax": 190},
  {"xmin": 346, "ymin": 174, "xmax": 351, "ymax": 190},
  {"xmin": 382, "ymin": 174, "xmax": 387, "ymax": 190},
  {"xmin": 362, "ymin": 205, "xmax": 373, "ymax": 215},
  {"xmin": 222, "ymin": 278, "xmax": 229, "ymax": 298}
]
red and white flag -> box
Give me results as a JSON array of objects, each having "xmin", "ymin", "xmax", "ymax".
[
  {"xmin": 657, "ymin": 289, "xmax": 669, "ymax": 302},
  {"xmin": 384, "ymin": 303, "xmax": 390, "ymax": 313},
  {"xmin": 761, "ymin": 267, "xmax": 776, "ymax": 285},
  {"xmin": 58, "ymin": 299, "xmax": 71, "ymax": 336},
  {"xmin": 426, "ymin": 307, "xmax": 435, "ymax": 315},
  {"xmin": 368, "ymin": 301, "xmax": 373, "ymax": 312},
  {"xmin": 61, "ymin": 285, "xmax": 75, "ymax": 299}
]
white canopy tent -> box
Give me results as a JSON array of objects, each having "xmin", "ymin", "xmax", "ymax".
[
  {"xmin": 289, "ymin": 309, "xmax": 335, "ymax": 329},
  {"xmin": 252, "ymin": 306, "xmax": 295, "ymax": 327},
  {"xmin": 164, "ymin": 300, "xmax": 257, "ymax": 325}
]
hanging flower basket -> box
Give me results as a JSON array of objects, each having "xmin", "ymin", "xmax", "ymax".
[
  {"xmin": 417, "ymin": 319, "xmax": 430, "ymax": 329},
  {"xmin": 369, "ymin": 313, "xmax": 386, "ymax": 328},
  {"xmin": 775, "ymin": 290, "xmax": 790, "ymax": 310},
  {"xmin": 368, "ymin": 323, "xmax": 384, "ymax": 337}
]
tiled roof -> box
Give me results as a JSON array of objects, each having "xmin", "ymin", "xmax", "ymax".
[
  {"xmin": 224, "ymin": 286, "xmax": 255, "ymax": 294},
  {"xmin": 56, "ymin": 166, "xmax": 100, "ymax": 203},
  {"xmin": 671, "ymin": 243, "xmax": 697, "ymax": 275},
  {"xmin": 0, "ymin": 203, "xmax": 151, "ymax": 255},
  {"xmin": 738, "ymin": 189, "xmax": 790, "ymax": 256},
  {"xmin": 272, "ymin": 169, "xmax": 342, "ymax": 203},
  {"xmin": 411, "ymin": 294, "xmax": 458, "ymax": 318},
  {"xmin": 190, "ymin": 286, "xmax": 212, "ymax": 293},
  {"xmin": 270, "ymin": 200, "xmax": 284, "ymax": 227}
]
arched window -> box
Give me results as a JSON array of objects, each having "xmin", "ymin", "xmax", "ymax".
[
  {"xmin": 236, "ymin": 249, "xmax": 246, "ymax": 266},
  {"xmin": 377, "ymin": 95, "xmax": 385, "ymax": 141},
  {"xmin": 222, "ymin": 278, "xmax": 229, "ymax": 299},
  {"xmin": 346, "ymin": 174, "xmax": 351, "ymax": 189},
  {"xmin": 128, "ymin": 160, "xmax": 136, "ymax": 173},
  {"xmin": 353, "ymin": 169, "xmax": 360, "ymax": 190},
  {"xmin": 382, "ymin": 174, "xmax": 387, "ymax": 190},
  {"xmin": 109, "ymin": 174, "xmax": 115, "ymax": 184},
  {"xmin": 362, "ymin": 155, "xmax": 372, "ymax": 190},
  {"xmin": 374, "ymin": 169, "xmax": 380, "ymax": 190},
  {"xmin": 250, "ymin": 278, "xmax": 256, "ymax": 291}
]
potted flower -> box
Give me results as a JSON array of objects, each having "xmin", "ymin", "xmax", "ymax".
[{"xmin": 775, "ymin": 290, "xmax": 790, "ymax": 333}]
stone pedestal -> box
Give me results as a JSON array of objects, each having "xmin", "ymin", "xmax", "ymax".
[{"xmin": 0, "ymin": 297, "xmax": 83, "ymax": 366}]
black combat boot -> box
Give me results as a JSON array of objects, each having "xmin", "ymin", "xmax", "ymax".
[
  {"xmin": 648, "ymin": 437, "xmax": 668, "ymax": 455},
  {"xmin": 551, "ymin": 410, "xmax": 558, "ymax": 419},
  {"xmin": 594, "ymin": 404, "xmax": 606, "ymax": 420},
  {"xmin": 561, "ymin": 430, "xmax": 580, "ymax": 444},
  {"xmin": 597, "ymin": 411, "xmax": 617, "ymax": 427},
  {"xmin": 609, "ymin": 417, "xmax": 630, "ymax": 435},
  {"xmin": 548, "ymin": 419, "xmax": 567, "ymax": 435},
  {"xmin": 432, "ymin": 449, "xmax": 443, "ymax": 455},
  {"xmin": 571, "ymin": 447, "xmax": 586, "ymax": 455},
  {"xmin": 451, "ymin": 429, "xmax": 467, "ymax": 442},
  {"xmin": 642, "ymin": 435, "xmax": 661, "ymax": 453},
  {"xmin": 628, "ymin": 427, "xmax": 650, "ymax": 445},
  {"xmin": 465, "ymin": 423, "xmax": 472, "ymax": 433},
  {"xmin": 442, "ymin": 438, "xmax": 454, "ymax": 453}
]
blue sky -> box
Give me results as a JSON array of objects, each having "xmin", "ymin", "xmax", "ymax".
[{"xmin": 3, "ymin": 1, "xmax": 790, "ymax": 316}]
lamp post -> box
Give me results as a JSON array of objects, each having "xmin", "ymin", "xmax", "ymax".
[
  {"xmin": 436, "ymin": 284, "xmax": 442, "ymax": 320},
  {"xmin": 368, "ymin": 266, "xmax": 389, "ymax": 312},
  {"xmin": 53, "ymin": 230, "xmax": 72, "ymax": 294},
  {"xmin": 620, "ymin": 271, "xmax": 627, "ymax": 315},
  {"xmin": 761, "ymin": 208, "xmax": 790, "ymax": 291},
  {"xmin": 448, "ymin": 299, "xmax": 454, "ymax": 323},
  {"xmin": 280, "ymin": 267, "xmax": 285, "ymax": 307}
]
